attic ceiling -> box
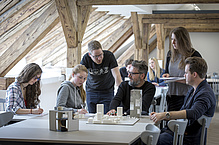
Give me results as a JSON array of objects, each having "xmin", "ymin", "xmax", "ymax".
[{"xmin": 0, "ymin": 0, "xmax": 219, "ymax": 77}]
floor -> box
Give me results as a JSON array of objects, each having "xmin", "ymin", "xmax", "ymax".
[{"xmin": 207, "ymin": 106, "xmax": 219, "ymax": 145}]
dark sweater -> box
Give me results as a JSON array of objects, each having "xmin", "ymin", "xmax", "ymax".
[{"xmin": 110, "ymin": 81, "xmax": 156, "ymax": 114}]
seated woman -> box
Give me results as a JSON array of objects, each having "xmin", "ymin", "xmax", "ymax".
[
  {"xmin": 6, "ymin": 63, "xmax": 44, "ymax": 114},
  {"xmin": 56, "ymin": 64, "xmax": 88, "ymax": 114},
  {"xmin": 147, "ymin": 57, "xmax": 167, "ymax": 86}
]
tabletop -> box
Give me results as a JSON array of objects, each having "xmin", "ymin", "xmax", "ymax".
[{"xmin": 0, "ymin": 114, "xmax": 154, "ymax": 145}]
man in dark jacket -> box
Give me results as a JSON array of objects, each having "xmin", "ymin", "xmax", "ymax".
[{"xmin": 150, "ymin": 57, "xmax": 216, "ymax": 145}]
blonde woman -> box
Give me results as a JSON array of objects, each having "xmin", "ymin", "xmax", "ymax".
[
  {"xmin": 147, "ymin": 57, "xmax": 166, "ymax": 86},
  {"xmin": 56, "ymin": 64, "xmax": 88, "ymax": 114}
]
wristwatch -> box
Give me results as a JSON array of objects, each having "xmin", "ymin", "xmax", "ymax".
[{"xmin": 166, "ymin": 112, "xmax": 170, "ymax": 119}]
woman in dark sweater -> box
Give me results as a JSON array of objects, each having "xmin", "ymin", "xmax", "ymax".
[{"xmin": 162, "ymin": 27, "xmax": 202, "ymax": 111}]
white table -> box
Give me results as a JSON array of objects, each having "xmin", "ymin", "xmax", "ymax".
[{"xmin": 0, "ymin": 114, "xmax": 153, "ymax": 145}]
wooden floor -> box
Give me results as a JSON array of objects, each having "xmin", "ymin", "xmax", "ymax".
[{"xmin": 207, "ymin": 106, "xmax": 219, "ymax": 145}]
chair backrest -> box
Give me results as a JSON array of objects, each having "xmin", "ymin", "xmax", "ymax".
[
  {"xmin": 0, "ymin": 112, "xmax": 14, "ymax": 127},
  {"xmin": 168, "ymin": 119, "xmax": 188, "ymax": 145},
  {"xmin": 197, "ymin": 115, "xmax": 212, "ymax": 145},
  {"xmin": 159, "ymin": 87, "xmax": 168, "ymax": 113},
  {"xmin": 0, "ymin": 90, "xmax": 7, "ymax": 111},
  {"xmin": 0, "ymin": 98, "xmax": 6, "ymax": 111},
  {"xmin": 141, "ymin": 124, "xmax": 160, "ymax": 145}
]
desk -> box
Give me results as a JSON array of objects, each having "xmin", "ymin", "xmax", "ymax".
[{"xmin": 0, "ymin": 114, "xmax": 153, "ymax": 145}]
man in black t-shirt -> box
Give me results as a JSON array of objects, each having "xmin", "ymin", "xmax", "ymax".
[{"xmin": 80, "ymin": 40, "xmax": 122, "ymax": 114}]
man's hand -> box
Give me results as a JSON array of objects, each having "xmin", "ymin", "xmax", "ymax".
[
  {"xmin": 150, "ymin": 112, "xmax": 166, "ymax": 123},
  {"xmin": 106, "ymin": 109, "xmax": 116, "ymax": 116}
]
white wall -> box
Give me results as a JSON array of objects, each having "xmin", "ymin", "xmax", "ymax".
[
  {"xmin": 149, "ymin": 32, "xmax": 219, "ymax": 77},
  {"xmin": 40, "ymin": 77, "xmax": 64, "ymax": 113}
]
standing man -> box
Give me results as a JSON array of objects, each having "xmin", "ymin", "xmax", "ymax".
[
  {"xmin": 81, "ymin": 40, "xmax": 122, "ymax": 114},
  {"xmin": 150, "ymin": 57, "xmax": 216, "ymax": 145},
  {"xmin": 107, "ymin": 60, "xmax": 156, "ymax": 115}
]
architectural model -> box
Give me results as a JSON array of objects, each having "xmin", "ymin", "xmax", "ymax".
[{"xmin": 87, "ymin": 104, "xmax": 139, "ymax": 125}]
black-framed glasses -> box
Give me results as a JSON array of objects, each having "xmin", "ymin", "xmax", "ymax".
[
  {"xmin": 128, "ymin": 71, "xmax": 142, "ymax": 76},
  {"xmin": 34, "ymin": 76, "xmax": 41, "ymax": 81},
  {"xmin": 90, "ymin": 52, "xmax": 103, "ymax": 59}
]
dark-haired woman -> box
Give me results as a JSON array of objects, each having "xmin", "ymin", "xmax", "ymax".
[{"xmin": 6, "ymin": 63, "xmax": 43, "ymax": 114}]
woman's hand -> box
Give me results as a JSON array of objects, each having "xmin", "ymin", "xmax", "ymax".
[
  {"xmin": 152, "ymin": 82, "xmax": 159, "ymax": 86},
  {"xmin": 32, "ymin": 108, "xmax": 44, "ymax": 114},
  {"xmin": 162, "ymin": 73, "xmax": 170, "ymax": 78}
]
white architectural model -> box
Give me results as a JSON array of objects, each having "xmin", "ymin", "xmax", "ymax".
[{"xmin": 87, "ymin": 104, "xmax": 139, "ymax": 125}]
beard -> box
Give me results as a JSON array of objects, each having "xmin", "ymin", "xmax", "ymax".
[{"xmin": 128, "ymin": 76, "xmax": 141, "ymax": 87}]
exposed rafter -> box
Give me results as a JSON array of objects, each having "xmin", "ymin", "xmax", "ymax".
[
  {"xmin": 77, "ymin": 0, "xmax": 219, "ymax": 5},
  {"xmin": 0, "ymin": 1, "xmax": 59, "ymax": 76}
]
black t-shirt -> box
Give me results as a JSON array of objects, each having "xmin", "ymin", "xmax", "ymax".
[{"xmin": 80, "ymin": 50, "xmax": 118, "ymax": 92}]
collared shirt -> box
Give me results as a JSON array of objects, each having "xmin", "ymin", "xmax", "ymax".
[{"xmin": 5, "ymin": 81, "xmax": 26, "ymax": 114}]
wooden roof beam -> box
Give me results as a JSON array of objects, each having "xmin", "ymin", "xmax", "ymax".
[
  {"xmin": 142, "ymin": 13, "xmax": 219, "ymax": 24},
  {"xmin": 0, "ymin": 0, "xmax": 51, "ymax": 37},
  {"xmin": 102, "ymin": 17, "xmax": 133, "ymax": 53},
  {"xmin": 0, "ymin": 1, "xmax": 59, "ymax": 76},
  {"xmin": 77, "ymin": 0, "xmax": 219, "ymax": 5},
  {"xmin": 55, "ymin": 0, "xmax": 77, "ymax": 48},
  {"xmin": 164, "ymin": 23, "xmax": 219, "ymax": 32}
]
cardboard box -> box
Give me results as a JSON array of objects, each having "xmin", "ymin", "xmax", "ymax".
[{"xmin": 0, "ymin": 77, "xmax": 15, "ymax": 90}]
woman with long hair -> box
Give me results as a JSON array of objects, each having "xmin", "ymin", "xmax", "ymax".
[
  {"xmin": 56, "ymin": 64, "xmax": 88, "ymax": 114},
  {"xmin": 162, "ymin": 27, "xmax": 202, "ymax": 111},
  {"xmin": 6, "ymin": 63, "xmax": 43, "ymax": 114},
  {"xmin": 147, "ymin": 57, "xmax": 166, "ymax": 86}
]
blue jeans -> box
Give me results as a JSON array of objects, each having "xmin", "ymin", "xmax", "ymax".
[
  {"xmin": 86, "ymin": 91, "xmax": 114, "ymax": 114},
  {"xmin": 157, "ymin": 132, "xmax": 173, "ymax": 145}
]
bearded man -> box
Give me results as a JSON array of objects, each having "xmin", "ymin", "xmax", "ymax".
[{"xmin": 107, "ymin": 60, "xmax": 155, "ymax": 115}]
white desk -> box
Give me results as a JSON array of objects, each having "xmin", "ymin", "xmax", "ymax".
[{"xmin": 0, "ymin": 114, "xmax": 153, "ymax": 145}]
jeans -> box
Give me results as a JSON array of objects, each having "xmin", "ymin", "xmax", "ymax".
[
  {"xmin": 86, "ymin": 91, "xmax": 114, "ymax": 114},
  {"xmin": 157, "ymin": 131, "xmax": 173, "ymax": 145}
]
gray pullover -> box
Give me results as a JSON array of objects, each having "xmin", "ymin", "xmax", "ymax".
[{"xmin": 56, "ymin": 81, "xmax": 84, "ymax": 112}]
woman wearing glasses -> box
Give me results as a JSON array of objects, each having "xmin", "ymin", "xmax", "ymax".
[
  {"xmin": 56, "ymin": 64, "xmax": 88, "ymax": 114},
  {"xmin": 6, "ymin": 63, "xmax": 43, "ymax": 114},
  {"xmin": 147, "ymin": 57, "xmax": 166, "ymax": 87}
]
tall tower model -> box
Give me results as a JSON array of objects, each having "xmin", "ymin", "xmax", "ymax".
[{"xmin": 130, "ymin": 89, "xmax": 142, "ymax": 118}]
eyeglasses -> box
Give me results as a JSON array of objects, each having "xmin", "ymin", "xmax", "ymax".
[
  {"xmin": 128, "ymin": 71, "xmax": 142, "ymax": 76},
  {"xmin": 34, "ymin": 76, "xmax": 41, "ymax": 81},
  {"xmin": 90, "ymin": 53, "xmax": 103, "ymax": 59}
]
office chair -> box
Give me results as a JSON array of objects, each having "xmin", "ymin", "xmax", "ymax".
[
  {"xmin": 0, "ymin": 112, "xmax": 14, "ymax": 127},
  {"xmin": 0, "ymin": 98, "xmax": 6, "ymax": 111},
  {"xmin": 158, "ymin": 87, "xmax": 168, "ymax": 113},
  {"xmin": 168, "ymin": 119, "xmax": 188, "ymax": 145},
  {"xmin": 141, "ymin": 124, "xmax": 160, "ymax": 145},
  {"xmin": 0, "ymin": 90, "xmax": 7, "ymax": 111},
  {"xmin": 197, "ymin": 115, "xmax": 212, "ymax": 145}
]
